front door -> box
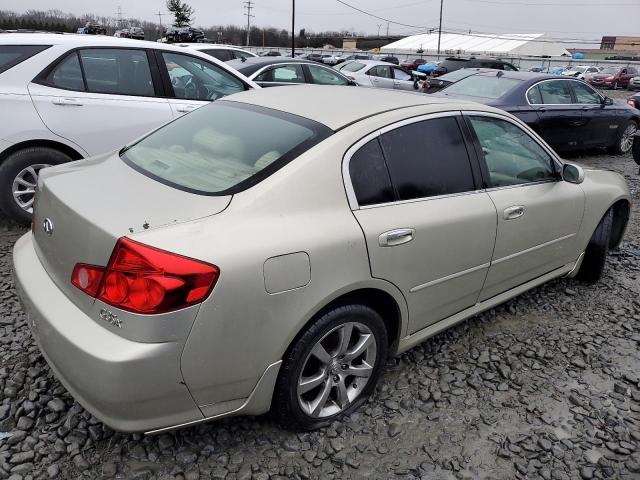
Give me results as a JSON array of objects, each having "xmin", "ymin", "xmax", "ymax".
[
  {"xmin": 29, "ymin": 48, "xmax": 173, "ymax": 156},
  {"xmin": 348, "ymin": 115, "xmax": 497, "ymax": 333},
  {"xmin": 570, "ymin": 80, "xmax": 620, "ymax": 148},
  {"xmin": 366, "ymin": 65, "xmax": 395, "ymax": 90},
  {"xmin": 156, "ymin": 51, "xmax": 246, "ymax": 117},
  {"xmin": 391, "ymin": 67, "xmax": 416, "ymax": 91},
  {"xmin": 529, "ymin": 79, "xmax": 585, "ymax": 152},
  {"xmin": 465, "ymin": 114, "xmax": 585, "ymax": 301}
]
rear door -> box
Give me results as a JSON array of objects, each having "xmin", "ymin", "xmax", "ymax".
[
  {"xmin": 348, "ymin": 114, "xmax": 497, "ymax": 333},
  {"xmin": 367, "ymin": 65, "xmax": 395, "ymax": 89},
  {"xmin": 155, "ymin": 51, "xmax": 247, "ymax": 116},
  {"xmin": 29, "ymin": 47, "xmax": 173, "ymax": 156},
  {"xmin": 465, "ymin": 113, "xmax": 585, "ymax": 300},
  {"xmin": 528, "ymin": 79, "xmax": 585, "ymax": 151}
]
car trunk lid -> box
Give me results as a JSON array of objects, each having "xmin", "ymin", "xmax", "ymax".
[{"xmin": 32, "ymin": 153, "xmax": 231, "ymax": 312}]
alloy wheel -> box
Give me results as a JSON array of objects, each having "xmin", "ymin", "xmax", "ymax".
[
  {"xmin": 12, "ymin": 164, "xmax": 49, "ymax": 213},
  {"xmin": 620, "ymin": 123, "xmax": 637, "ymax": 154},
  {"xmin": 297, "ymin": 322, "xmax": 377, "ymax": 418}
]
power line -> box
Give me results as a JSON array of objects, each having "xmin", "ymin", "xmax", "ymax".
[
  {"xmin": 334, "ymin": 0, "xmax": 431, "ymax": 30},
  {"xmin": 462, "ymin": 0, "xmax": 637, "ymax": 5}
]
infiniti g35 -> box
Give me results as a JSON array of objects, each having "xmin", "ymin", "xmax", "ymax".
[{"xmin": 14, "ymin": 86, "xmax": 630, "ymax": 433}]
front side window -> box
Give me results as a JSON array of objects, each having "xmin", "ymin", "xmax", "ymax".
[
  {"xmin": 503, "ymin": 63, "xmax": 517, "ymax": 71},
  {"xmin": 537, "ymin": 80, "xmax": 572, "ymax": 104},
  {"xmin": 255, "ymin": 64, "xmax": 305, "ymax": 83},
  {"xmin": 468, "ymin": 116, "xmax": 556, "ymax": 187},
  {"xmin": 162, "ymin": 52, "xmax": 245, "ymax": 101},
  {"xmin": 44, "ymin": 52, "xmax": 85, "ymax": 91},
  {"xmin": 121, "ymin": 101, "xmax": 331, "ymax": 195},
  {"xmin": 79, "ymin": 49, "xmax": 154, "ymax": 96},
  {"xmin": 393, "ymin": 68, "xmax": 412, "ymax": 81},
  {"xmin": 0, "ymin": 45, "xmax": 50, "ymax": 74},
  {"xmin": 380, "ymin": 116, "xmax": 475, "ymax": 201},
  {"xmin": 572, "ymin": 82, "xmax": 601, "ymax": 104},
  {"xmin": 349, "ymin": 139, "xmax": 395, "ymax": 206},
  {"xmin": 306, "ymin": 64, "xmax": 348, "ymax": 85}
]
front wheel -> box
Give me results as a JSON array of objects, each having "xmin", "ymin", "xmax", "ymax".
[
  {"xmin": 273, "ymin": 304, "xmax": 388, "ymax": 431},
  {"xmin": 0, "ymin": 147, "xmax": 71, "ymax": 224},
  {"xmin": 576, "ymin": 209, "xmax": 613, "ymax": 284}
]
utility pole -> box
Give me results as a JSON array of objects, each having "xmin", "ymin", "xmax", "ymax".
[
  {"xmin": 291, "ymin": 0, "xmax": 295, "ymax": 57},
  {"xmin": 437, "ymin": 0, "xmax": 444, "ymax": 55},
  {"xmin": 386, "ymin": 22, "xmax": 389, "ymax": 37},
  {"xmin": 156, "ymin": 11, "xmax": 166, "ymax": 28},
  {"xmin": 115, "ymin": 6, "xmax": 124, "ymax": 29},
  {"xmin": 243, "ymin": 1, "xmax": 254, "ymax": 47},
  {"xmin": 377, "ymin": 24, "xmax": 382, "ymax": 37}
]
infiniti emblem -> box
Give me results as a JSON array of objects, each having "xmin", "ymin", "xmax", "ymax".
[{"xmin": 42, "ymin": 218, "xmax": 54, "ymax": 236}]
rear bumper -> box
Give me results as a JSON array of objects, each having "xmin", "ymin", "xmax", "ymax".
[{"xmin": 12, "ymin": 233, "xmax": 204, "ymax": 432}]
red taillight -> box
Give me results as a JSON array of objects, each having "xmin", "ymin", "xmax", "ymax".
[
  {"xmin": 71, "ymin": 238, "xmax": 219, "ymax": 314},
  {"xmin": 628, "ymin": 99, "xmax": 637, "ymax": 108}
]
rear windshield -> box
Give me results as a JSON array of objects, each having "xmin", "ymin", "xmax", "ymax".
[
  {"xmin": 121, "ymin": 101, "xmax": 332, "ymax": 195},
  {"xmin": 0, "ymin": 45, "xmax": 50, "ymax": 74},
  {"xmin": 444, "ymin": 75, "xmax": 522, "ymax": 99},
  {"xmin": 341, "ymin": 62, "xmax": 366, "ymax": 72}
]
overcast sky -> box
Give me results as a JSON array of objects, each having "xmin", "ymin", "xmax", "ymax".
[{"xmin": 10, "ymin": 0, "xmax": 639, "ymax": 46}]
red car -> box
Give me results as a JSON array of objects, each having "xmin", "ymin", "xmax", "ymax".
[
  {"xmin": 588, "ymin": 66, "xmax": 638, "ymax": 90},
  {"xmin": 400, "ymin": 58, "xmax": 426, "ymax": 70}
]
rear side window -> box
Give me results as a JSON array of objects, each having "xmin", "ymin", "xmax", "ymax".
[
  {"xmin": 380, "ymin": 117, "xmax": 475, "ymax": 200},
  {"xmin": 0, "ymin": 45, "xmax": 50, "ymax": 74},
  {"xmin": 538, "ymin": 80, "xmax": 572, "ymax": 104},
  {"xmin": 44, "ymin": 52, "xmax": 85, "ymax": 91},
  {"xmin": 121, "ymin": 101, "xmax": 332, "ymax": 195},
  {"xmin": 349, "ymin": 139, "xmax": 395, "ymax": 206},
  {"xmin": 201, "ymin": 49, "xmax": 233, "ymax": 62},
  {"xmin": 79, "ymin": 49, "xmax": 154, "ymax": 96},
  {"xmin": 256, "ymin": 65, "xmax": 305, "ymax": 83}
]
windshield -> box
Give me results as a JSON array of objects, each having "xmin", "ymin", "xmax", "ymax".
[
  {"xmin": 443, "ymin": 75, "xmax": 522, "ymax": 99},
  {"xmin": 121, "ymin": 102, "xmax": 332, "ymax": 195},
  {"xmin": 601, "ymin": 67, "xmax": 617, "ymax": 74}
]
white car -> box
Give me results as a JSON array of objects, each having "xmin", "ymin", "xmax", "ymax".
[
  {"xmin": 176, "ymin": 43, "xmax": 257, "ymax": 62},
  {"xmin": 0, "ymin": 33, "xmax": 257, "ymax": 223},
  {"xmin": 336, "ymin": 60, "xmax": 418, "ymax": 91},
  {"xmin": 562, "ymin": 65, "xmax": 601, "ymax": 80},
  {"xmin": 321, "ymin": 54, "xmax": 341, "ymax": 66}
]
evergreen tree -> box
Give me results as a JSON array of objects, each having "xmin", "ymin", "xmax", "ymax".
[{"xmin": 166, "ymin": 0, "xmax": 194, "ymax": 27}]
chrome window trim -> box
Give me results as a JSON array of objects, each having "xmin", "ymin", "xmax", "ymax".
[
  {"xmin": 248, "ymin": 62, "xmax": 311, "ymax": 81},
  {"xmin": 525, "ymin": 78, "xmax": 603, "ymax": 107},
  {"xmin": 342, "ymin": 111, "xmax": 473, "ymax": 211}
]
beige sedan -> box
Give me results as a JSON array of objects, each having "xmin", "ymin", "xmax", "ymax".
[{"xmin": 14, "ymin": 86, "xmax": 630, "ymax": 433}]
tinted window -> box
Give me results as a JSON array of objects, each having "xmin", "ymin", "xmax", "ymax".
[
  {"xmin": 469, "ymin": 116, "xmax": 555, "ymax": 187},
  {"xmin": 162, "ymin": 52, "xmax": 245, "ymax": 100},
  {"xmin": 393, "ymin": 68, "xmax": 412, "ymax": 81},
  {"xmin": 444, "ymin": 75, "xmax": 522, "ymax": 99},
  {"xmin": 80, "ymin": 49, "xmax": 154, "ymax": 96},
  {"xmin": 232, "ymin": 50, "xmax": 254, "ymax": 60},
  {"xmin": 44, "ymin": 52, "xmax": 85, "ymax": 91},
  {"xmin": 122, "ymin": 102, "xmax": 331, "ymax": 195},
  {"xmin": 0, "ymin": 45, "xmax": 49, "ymax": 74},
  {"xmin": 307, "ymin": 64, "xmax": 348, "ymax": 85},
  {"xmin": 349, "ymin": 139, "xmax": 395, "ymax": 206},
  {"xmin": 538, "ymin": 80, "xmax": 572, "ymax": 104},
  {"xmin": 380, "ymin": 117, "xmax": 475, "ymax": 200},
  {"xmin": 527, "ymin": 84, "xmax": 543, "ymax": 104},
  {"xmin": 503, "ymin": 63, "xmax": 517, "ymax": 71},
  {"xmin": 572, "ymin": 82, "xmax": 601, "ymax": 104},
  {"xmin": 201, "ymin": 49, "xmax": 233, "ymax": 62},
  {"xmin": 255, "ymin": 64, "xmax": 305, "ymax": 83}
]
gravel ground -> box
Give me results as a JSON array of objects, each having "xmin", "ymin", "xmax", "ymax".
[{"xmin": 1, "ymin": 89, "xmax": 639, "ymax": 480}]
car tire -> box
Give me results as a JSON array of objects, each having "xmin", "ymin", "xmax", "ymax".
[
  {"xmin": 609, "ymin": 120, "xmax": 638, "ymax": 155},
  {"xmin": 576, "ymin": 208, "xmax": 613, "ymax": 284},
  {"xmin": 273, "ymin": 304, "xmax": 388, "ymax": 431},
  {"xmin": 0, "ymin": 147, "xmax": 71, "ymax": 224}
]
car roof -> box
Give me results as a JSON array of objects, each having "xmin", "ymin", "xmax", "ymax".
[
  {"xmin": 227, "ymin": 56, "xmax": 319, "ymax": 74},
  {"xmin": 351, "ymin": 60, "xmax": 397, "ymax": 67},
  {"xmin": 177, "ymin": 43, "xmax": 251, "ymax": 52},
  {"xmin": 0, "ymin": 32, "xmax": 203, "ymax": 53},
  {"xmin": 222, "ymin": 84, "xmax": 493, "ymax": 130},
  {"xmin": 472, "ymin": 70, "xmax": 556, "ymax": 82}
]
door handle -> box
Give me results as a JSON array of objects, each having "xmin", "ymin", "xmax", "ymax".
[
  {"xmin": 393, "ymin": 82, "xmax": 401, "ymax": 86},
  {"xmin": 379, "ymin": 228, "xmax": 415, "ymax": 247},
  {"xmin": 176, "ymin": 105, "xmax": 199, "ymax": 113},
  {"xmin": 503, "ymin": 206, "xmax": 525, "ymax": 220},
  {"xmin": 52, "ymin": 98, "xmax": 83, "ymax": 106}
]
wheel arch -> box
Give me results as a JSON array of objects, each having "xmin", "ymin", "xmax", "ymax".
[
  {"xmin": 0, "ymin": 139, "xmax": 84, "ymax": 165},
  {"xmin": 609, "ymin": 199, "xmax": 630, "ymax": 249}
]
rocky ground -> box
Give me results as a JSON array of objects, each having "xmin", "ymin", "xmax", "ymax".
[{"xmin": 1, "ymin": 90, "xmax": 640, "ymax": 480}]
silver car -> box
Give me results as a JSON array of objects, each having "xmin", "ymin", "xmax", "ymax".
[
  {"xmin": 336, "ymin": 60, "xmax": 418, "ymax": 91},
  {"xmin": 14, "ymin": 86, "xmax": 630, "ymax": 433}
]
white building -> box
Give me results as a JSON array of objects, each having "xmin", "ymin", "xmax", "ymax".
[{"xmin": 381, "ymin": 32, "xmax": 570, "ymax": 57}]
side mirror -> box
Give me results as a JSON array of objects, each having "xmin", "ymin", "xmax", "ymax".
[
  {"xmin": 562, "ymin": 163, "xmax": 585, "ymax": 184},
  {"xmin": 348, "ymin": 79, "xmax": 358, "ymax": 86},
  {"xmin": 602, "ymin": 96, "xmax": 614, "ymax": 106}
]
